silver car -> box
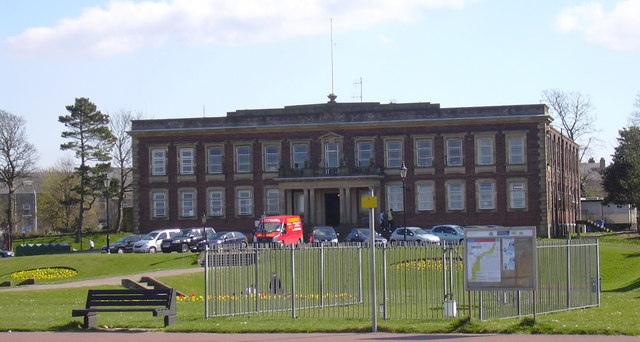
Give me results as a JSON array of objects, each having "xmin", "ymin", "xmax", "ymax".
[
  {"xmin": 389, "ymin": 227, "xmax": 440, "ymax": 244},
  {"xmin": 428, "ymin": 225, "xmax": 464, "ymax": 244}
]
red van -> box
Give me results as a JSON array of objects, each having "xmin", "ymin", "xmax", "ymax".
[{"xmin": 254, "ymin": 215, "xmax": 304, "ymax": 245}]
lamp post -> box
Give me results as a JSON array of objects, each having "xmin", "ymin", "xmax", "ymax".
[
  {"xmin": 201, "ymin": 213, "xmax": 207, "ymax": 245},
  {"xmin": 399, "ymin": 162, "xmax": 408, "ymax": 242},
  {"xmin": 103, "ymin": 174, "xmax": 110, "ymax": 254}
]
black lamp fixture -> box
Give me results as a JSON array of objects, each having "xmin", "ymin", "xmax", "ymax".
[{"xmin": 103, "ymin": 174, "xmax": 111, "ymax": 254}]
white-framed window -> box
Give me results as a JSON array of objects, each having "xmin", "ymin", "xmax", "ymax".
[
  {"xmin": 477, "ymin": 181, "xmax": 496, "ymax": 210},
  {"xmin": 151, "ymin": 148, "xmax": 166, "ymax": 176},
  {"xmin": 356, "ymin": 141, "xmax": 373, "ymax": 167},
  {"xmin": 208, "ymin": 190, "xmax": 224, "ymax": 216},
  {"xmin": 265, "ymin": 188, "xmax": 280, "ymax": 214},
  {"xmin": 417, "ymin": 184, "xmax": 434, "ymax": 211},
  {"xmin": 385, "ymin": 140, "xmax": 403, "ymax": 168},
  {"xmin": 509, "ymin": 181, "xmax": 526, "ymax": 209},
  {"xmin": 508, "ymin": 136, "xmax": 526, "ymax": 164},
  {"xmin": 387, "ymin": 185, "xmax": 404, "ymax": 211},
  {"xmin": 476, "ymin": 137, "xmax": 494, "ymax": 165},
  {"xmin": 446, "ymin": 138, "xmax": 463, "ymax": 166},
  {"xmin": 446, "ymin": 182, "xmax": 464, "ymax": 211},
  {"xmin": 235, "ymin": 145, "xmax": 252, "ymax": 173},
  {"xmin": 207, "ymin": 146, "xmax": 223, "ymax": 174},
  {"xmin": 152, "ymin": 191, "xmax": 167, "ymax": 218},
  {"xmin": 263, "ymin": 144, "xmax": 280, "ymax": 172},
  {"xmin": 292, "ymin": 143, "xmax": 309, "ymax": 169},
  {"xmin": 22, "ymin": 203, "xmax": 31, "ymax": 215},
  {"xmin": 324, "ymin": 142, "xmax": 340, "ymax": 168},
  {"xmin": 179, "ymin": 147, "xmax": 194, "ymax": 175},
  {"xmin": 180, "ymin": 190, "xmax": 196, "ymax": 217},
  {"xmin": 415, "ymin": 139, "xmax": 433, "ymax": 167},
  {"xmin": 236, "ymin": 189, "xmax": 253, "ymax": 216}
]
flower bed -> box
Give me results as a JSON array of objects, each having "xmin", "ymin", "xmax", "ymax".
[{"xmin": 10, "ymin": 267, "xmax": 78, "ymax": 280}]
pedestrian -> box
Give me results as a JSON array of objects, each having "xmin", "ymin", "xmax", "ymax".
[
  {"xmin": 379, "ymin": 211, "xmax": 386, "ymax": 230},
  {"xmin": 387, "ymin": 209, "xmax": 394, "ymax": 230},
  {"xmin": 89, "ymin": 240, "xmax": 94, "ymax": 249},
  {"xmin": 269, "ymin": 272, "xmax": 283, "ymax": 295}
]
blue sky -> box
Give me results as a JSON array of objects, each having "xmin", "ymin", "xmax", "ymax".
[{"xmin": 1, "ymin": 0, "xmax": 639, "ymax": 169}]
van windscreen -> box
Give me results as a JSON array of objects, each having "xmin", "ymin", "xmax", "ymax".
[{"xmin": 259, "ymin": 222, "xmax": 283, "ymax": 232}]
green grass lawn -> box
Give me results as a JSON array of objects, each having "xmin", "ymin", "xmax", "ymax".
[{"xmin": 0, "ymin": 232, "xmax": 638, "ymax": 334}]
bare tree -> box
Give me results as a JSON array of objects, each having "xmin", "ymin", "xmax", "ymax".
[
  {"xmin": 108, "ymin": 110, "xmax": 141, "ymax": 233},
  {"xmin": 628, "ymin": 92, "xmax": 640, "ymax": 126},
  {"xmin": 0, "ymin": 110, "xmax": 38, "ymax": 250},
  {"xmin": 542, "ymin": 89, "xmax": 599, "ymax": 162}
]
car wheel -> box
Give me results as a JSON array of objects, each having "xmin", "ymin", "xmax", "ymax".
[
  {"xmin": 458, "ymin": 239, "xmax": 464, "ymax": 244},
  {"xmin": 149, "ymin": 247, "xmax": 156, "ymax": 253},
  {"xmin": 117, "ymin": 248, "xmax": 124, "ymax": 254},
  {"xmin": 240, "ymin": 241, "xmax": 247, "ymax": 248},
  {"xmin": 180, "ymin": 244, "xmax": 189, "ymax": 253}
]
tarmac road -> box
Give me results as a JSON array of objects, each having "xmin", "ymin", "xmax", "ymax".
[{"xmin": 0, "ymin": 332, "xmax": 638, "ymax": 342}]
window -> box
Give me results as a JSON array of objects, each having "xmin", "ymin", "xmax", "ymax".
[
  {"xmin": 180, "ymin": 190, "xmax": 196, "ymax": 217},
  {"xmin": 508, "ymin": 136, "xmax": 526, "ymax": 164},
  {"xmin": 208, "ymin": 190, "xmax": 224, "ymax": 216},
  {"xmin": 509, "ymin": 182, "xmax": 526, "ymax": 209},
  {"xmin": 22, "ymin": 204, "xmax": 31, "ymax": 216},
  {"xmin": 236, "ymin": 189, "xmax": 253, "ymax": 216},
  {"xmin": 415, "ymin": 139, "xmax": 433, "ymax": 167},
  {"xmin": 477, "ymin": 181, "xmax": 495, "ymax": 210},
  {"xmin": 235, "ymin": 145, "xmax": 252, "ymax": 173},
  {"xmin": 324, "ymin": 142, "xmax": 340, "ymax": 168},
  {"xmin": 264, "ymin": 145, "xmax": 280, "ymax": 172},
  {"xmin": 207, "ymin": 146, "xmax": 223, "ymax": 174},
  {"xmin": 446, "ymin": 138, "xmax": 463, "ymax": 166},
  {"xmin": 265, "ymin": 188, "xmax": 280, "ymax": 214},
  {"xmin": 476, "ymin": 137, "xmax": 494, "ymax": 165},
  {"xmin": 151, "ymin": 149, "xmax": 166, "ymax": 175},
  {"xmin": 387, "ymin": 185, "xmax": 404, "ymax": 211},
  {"xmin": 292, "ymin": 143, "xmax": 309, "ymax": 169},
  {"xmin": 417, "ymin": 184, "xmax": 434, "ymax": 211},
  {"xmin": 386, "ymin": 140, "xmax": 403, "ymax": 168},
  {"xmin": 152, "ymin": 191, "xmax": 167, "ymax": 218},
  {"xmin": 179, "ymin": 147, "xmax": 194, "ymax": 174},
  {"xmin": 446, "ymin": 183, "xmax": 464, "ymax": 211},
  {"xmin": 356, "ymin": 141, "xmax": 373, "ymax": 167}
]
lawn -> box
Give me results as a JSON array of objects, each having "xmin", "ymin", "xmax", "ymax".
[{"xmin": 0, "ymin": 232, "xmax": 638, "ymax": 335}]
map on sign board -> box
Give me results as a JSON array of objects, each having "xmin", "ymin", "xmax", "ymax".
[{"xmin": 464, "ymin": 226, "xmax": 536, "ymax": 291}]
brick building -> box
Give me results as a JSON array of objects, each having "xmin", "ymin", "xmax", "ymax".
[{"xmin": 129, "ymin": 98, "xmax": 579, "ymax": 238}]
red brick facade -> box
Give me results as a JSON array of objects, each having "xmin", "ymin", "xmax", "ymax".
[{"xmin": 129, "ymin": 100, "xmax": 579, "ymax": 238}]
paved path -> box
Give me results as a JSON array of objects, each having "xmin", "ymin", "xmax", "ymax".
[
  {"xmin": 0, "ymin": 267, "xmax": 202, "ymax": 292},
  {"xmin": 0, "ymin": 332, "xmax": 637, "ymax": 342}
]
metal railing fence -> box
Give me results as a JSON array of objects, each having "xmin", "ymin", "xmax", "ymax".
[{"xmin": 204, "ymin": 239, "xmax": 599, "ymax": 321}]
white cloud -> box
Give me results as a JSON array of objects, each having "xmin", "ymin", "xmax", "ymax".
[
  {"xmin": 556, "ymin": 0, "xmax": 640, "ymax": 52},
  {"xmin": 5, "ymin": 0, "xmax": 469, "ymax": 58}
]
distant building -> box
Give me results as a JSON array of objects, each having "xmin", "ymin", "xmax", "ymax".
[
  {"xmin": 581, "ymin": 197, "xmax": 637, "ymax": 231},
  {"xmin": 129, "ymin": 97, "xmax": 580, "ymax": 238},
  {"xmin": 580, "ymin": 157, "xmax": 606, "ymax": 197}
]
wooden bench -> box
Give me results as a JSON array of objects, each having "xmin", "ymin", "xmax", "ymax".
[{"xmin": 72, "ymin": 288, "xmax": 176, "ymax": 329}]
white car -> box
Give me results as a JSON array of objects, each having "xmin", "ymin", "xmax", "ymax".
[
  {"xmin": 389, "ymin": 227, "xmax": 440, "ymax": 244},
  {"xmin": 132, "ymin": 228, "xmax": 181, "ymax": 253}
]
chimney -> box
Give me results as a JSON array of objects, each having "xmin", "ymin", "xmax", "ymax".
[{"xmin": 599, "ymin": 157, "xmax": 606, "ymax": 170}]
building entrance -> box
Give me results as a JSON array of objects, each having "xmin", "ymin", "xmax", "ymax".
[{"xmin": 324, "ymin": 193, "xmax": 340, "ymax": 227}]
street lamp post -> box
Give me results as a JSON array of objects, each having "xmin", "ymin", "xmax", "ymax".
[
  {"xmin": 103, "ymin": 175, "xmax": 111, "ymax": 254},
  {"xmin": 399, "ymin": 162, "xmax": 408, "ymax": 242},
  {"xmin": 201, "ymin": 213, "xmax": 207, "ymax": 244}
]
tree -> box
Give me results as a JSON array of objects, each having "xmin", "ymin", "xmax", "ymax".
[
  {"xmin": 0, "ymin": 110, "xmax": 38, "ymax": 250},
  {"xmin": 108, "ymin": 110, "xmax": 140, "ymax": 233},
  {"xmin": 59, "ymin": 98, "xmax": 115, "ymax": 243},
  {"xmin": 542, "ymin": 89, "xmax": 599, "ymax": 162},
  {"xmin": 38, "ymin": 157, "xmax": 81, "ymax": 232},
  {"xmin": 602, "ymin": 126, "xmax": 640, "ymax": 208}
]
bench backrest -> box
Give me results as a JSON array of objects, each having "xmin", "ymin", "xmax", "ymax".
[{"xmin": 85, "ymin": 288, "xmax": 176, "ymax": 310}]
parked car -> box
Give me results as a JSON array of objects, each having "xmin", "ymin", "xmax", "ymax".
[
  {"xmin": 196, "ymin": 231, "xmax": 248, "ymax": 251},
  {"xmin": 133, "ymin": 228, "xmax": 181, "ymax": 253},
  {"xmin": 101, "ymin": 234, "xmax": 144, "ymax": 254},
  {"xmin": 309, "ymin": 226, "xmax": 339, "ymax": 244},
  {"xmin": 0, "ymin": 249, "xmax": 14, "ymax": 258},
  {"xmin": 344, "ymin": 228, "xmax": 388, "ymax": 245},
  {"xmin": 428, "ymin": 225, "xmax": 464, "ymax": 244},
  {"xmin": 389, "ymin": 227, "xmax": 440, "ymax": 244},
  {"xmin": 161, "ymin": 227, "xmax": 216, "ymax": 253}
]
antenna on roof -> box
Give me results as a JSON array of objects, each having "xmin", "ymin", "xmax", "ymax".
[
  {"xmin": 353, "ymin": 77, "xmax": 363, "ymax": 102},
  {"xmin": 202, "ymin": 105, "xmax": 205, "ymax": 118},
  {"xmin": 328, "ymin": 18, "xmax": 337, "ymax": 103}
]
